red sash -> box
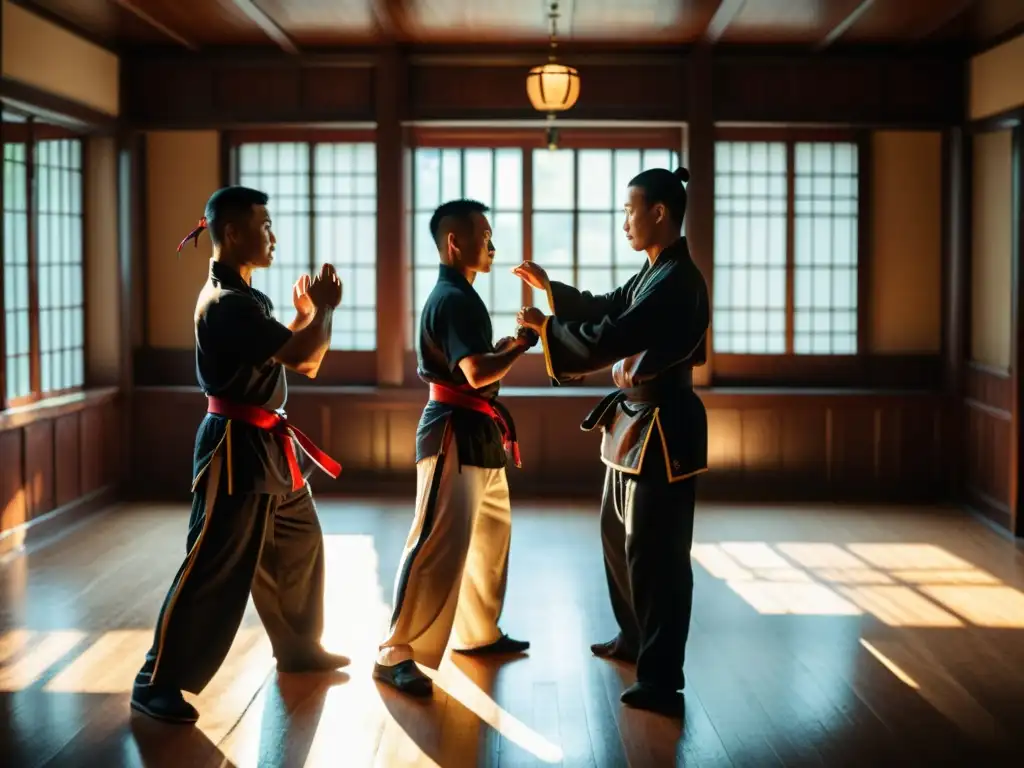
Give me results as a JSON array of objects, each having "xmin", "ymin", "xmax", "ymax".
[
  {"xmin": 428, "ymin": 383, "xmax": 521, "ymax": 467},
  {"xmin": 207, "ymin": 397, "xmax": 342, "ymax": 491}
]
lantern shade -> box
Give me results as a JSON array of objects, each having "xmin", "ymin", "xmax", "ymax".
[{"xmin": 526, "ymin": 63, "xmax": 580, "ymax": 112}]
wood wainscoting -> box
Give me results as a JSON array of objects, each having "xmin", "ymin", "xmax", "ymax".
[
  {"xmin": 0, "ymin": 387, "xmax": 122, "ymax": 549},
  {"xmin": 130, "ymin": 386, "xmax": 949, "ymax": 504},
  {"xmin": 963, "ymin": 362, "xmax": 1014, "ymax": 531}
]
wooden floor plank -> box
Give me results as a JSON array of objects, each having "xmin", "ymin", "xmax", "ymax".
[{"xmin": 1, "ymin": 500, "xmax": 1024, "ymax": 767}]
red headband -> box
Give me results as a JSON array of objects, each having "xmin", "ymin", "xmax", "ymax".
[{"xmin": 176, "ymin": 216, "xmax": 208, "ymax": 254}]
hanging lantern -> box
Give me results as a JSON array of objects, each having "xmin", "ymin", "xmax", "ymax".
[{"xmin": 526, "ymin": 63, "xmax": 580, "ymax": 113}]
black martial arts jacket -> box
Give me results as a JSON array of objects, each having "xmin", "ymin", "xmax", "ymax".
[{"xmin": 539, "ymin": 237, "xmax": 710, "ymax": 482}]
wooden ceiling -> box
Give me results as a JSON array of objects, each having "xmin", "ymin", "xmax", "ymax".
[{"xmin": 14, "ymin": 0, "xmax": 1024, "ymax": 53}]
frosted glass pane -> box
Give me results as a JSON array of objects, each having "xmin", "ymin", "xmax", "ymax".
[
  {"xmin": 714, "ymin": 267, "xmax": 731, "ymax": 308},
  {"xmin": 749, "ymin": 217, "xmax": 767, "ymax": 265},
  {"xmin": 833, "ymin": 216, "xmax": 855, "ymax": 266},
  {"xmin": 491, "ymin": 212, "xmax": 522, "ymax": 265},
  {"xmin": 834, "ymin": 143, "xmax": 856, "ymax": 173},
  {"xmin": 813, "ymin": 144, "xmax": 833, "ymax": 173},
  {"xmin": 748, "ymin": 268, "xmax": 768, "ymax": 308},
  {"xmin": 642, "ymin": 149, "xmax": 672, "ymax": 171},
  {"xmin": 730, "ymin": 269, "xmax": 749, "ymax": 308},
  {"xmin": 768, "ymin": 216, "xmax": 785, "ymax": 266},
  {"xmin": 809, "ymin": 268, "xmax": 828, "ymax": 309},
  {"xmin": 440, "ymin": 149, "xmax": 462, "ymax": 201},
  {"xmin": 414, "ymin": 149, "xmax": 440, "ymax": 209},
  {"xmin": 614, "ymin": 150, "xmax": 641, "ymax": 192},
  {"xmin": 794, "ymin": 267, "xmax": 811, "ymax": 310},
  {"xmin": 414, "ymin": 212, "xmax": 436, "ymax": 266},
  {"xmin": 464, "ymin": 149, "xmax": 494, "ymax": 208},
  {"xmin": 494, "ymin": 149, "xmax": 522, "ymax": 210},
  {"xmin": 578, "ymin": 213, "xmax": 613, "ymax": 267},
  {"xmin": 578, "ymin": 150, "xmax": 613, "ymax": 210},
  {"xmin": 491, "ymin": 269, "xmax": 523, "ymax": 313},
  {"xmin": 795, "ymin": 217, "xmax": 812, "ymax": 266},
  {"xmin": 749, "ymin": 143, "xmax": 769, "ymax": 172},
  {"xmin": 767, "ymin": 267, "xmax": 785, "ymax": 309},
  {"xmin": 832, "ymin": 270, "xmax": 855, "ymax": 310},
  {"xmin": 532, "ymin": 212, "xmax": 573, "ymax": 266},
  {"xmin": 716, "ymin": 143, "xmax": 731, "ymax": 172},
  {"xmin": 533, "ymin": 150, "xmax": 574, "ymax": 210},
  {"xmin": 715, "ymin": 215, "xmax": 732, "ymax": 266}
]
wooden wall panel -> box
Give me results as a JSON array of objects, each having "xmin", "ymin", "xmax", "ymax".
[
  {"xmin": 119, "ymin": 50, "xmax": 964, "ymax": 129},
  {"xmin": 712, "ymin": 53, "xmax": 963, "ymax": 125},
  {"xmin": 0, "ymin": 389, "xmax": 121, "ymax": 539},
  {"xmin": 963, "ymin": 362, "xmax": 1013, "ymax": 530},
  {"xmin": 54, "ymin": 414, "xmax": 81, "ymax": 508},
  {"xmin": 24, "ymin": 421, "xmax": 56, "ymax": 519},
  {"xmin": 122, "ymin": 58, "xmax": 376, "ymax": 127},
  {"xmin": 409, "ymin": 60, "xmax": 688, "ymax": 121},
  {"xmin": 0, "ymin": 430, "xmax": 27, "ymax": 534},
  {"xmin": 130, "ymin": 387, "xmax": 949, "ymax": 504}
]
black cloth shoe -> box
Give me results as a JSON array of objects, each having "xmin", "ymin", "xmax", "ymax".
[
  {"xmin": 130, "ymin": 685, "xmax": 199, "ymax": 724},
  {"xmin": 619, "ymin": 682, "xmax": 684, "ymax": 717},
  {"xmin": 590, "ymin": 635, "xmax": 638, "ymax": 663},
  {"xmin": 453, "ymin": 633, "xmax": 530, "ymax": 656},
  {"xmin": 277, "ymin": 647, "xmax": 351, "ymax": 673},
  {"xmin": 373, "ymin": 660, "xmax": 433, "ymax": 697}
]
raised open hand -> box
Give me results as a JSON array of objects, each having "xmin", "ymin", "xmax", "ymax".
[
  {"xmin": 292, "ymin": 274, "xmax": 314, "ymax": 316},
  {"xmin": 308, "ymin": 263, "xmax": 343, "ymax": 309}
]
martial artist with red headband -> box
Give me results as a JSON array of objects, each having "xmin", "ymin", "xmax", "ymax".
[{"xmin": 131, "ymin": 186, "xmax": 349, "ymax": 724}]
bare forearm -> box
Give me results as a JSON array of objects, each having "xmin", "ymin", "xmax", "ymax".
[
  {"xmin": 288, "ymin": 311, "xmax": 314, "ymax": 332},
  {"xmin": 277, "ymin": 308, "xmax": 334, "ymax": 375},
  {"xmin": 463, "ymin": 344, "xmax": 528, "ymax": 389}
]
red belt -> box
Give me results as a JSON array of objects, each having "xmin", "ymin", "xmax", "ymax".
[
  {"xmin": 428, "ymin": 383, "xmax": 521, "ymax": 467},
  {"xmin": 207, "ymin": 397, "xmax": 342, "ymax": 491}
]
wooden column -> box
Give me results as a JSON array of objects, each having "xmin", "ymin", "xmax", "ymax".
[
  {"xmin": 687, "ymin": 44, "xmax": 714, "ymax": 387},
  {"xmin": 375, "ymin": 47, "xmax": 407, "ymax": 387},
  {"xmin": 1011, "ymin": 124, "xmax": 1024, "ymax": 536},
  {"xmin": 942, "ymin": 127, "xmax": 970, "ymax": 500}
]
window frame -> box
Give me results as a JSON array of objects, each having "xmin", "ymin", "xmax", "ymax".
[
  {"xmin": 1, "ymin": 113, "xmax": 88, "ymax": 410},
  {"xmin": 711, "ymin": 126, "xmax": 872, "ymax": 387},
  {"xmin": 404, "ymin": 127, "xmax": 685, "ymax": 388},
  {"xmin": 224, "ymin": 128, "xmax": 379, "ymax": 386}
]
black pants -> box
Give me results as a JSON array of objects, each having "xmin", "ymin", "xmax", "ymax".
[
  {"xmin": 134, "ymin": 456, "xmax": 326, "ymax": 695},
  {"xmin": 600, "ymin": 457, "xmax": 697, "ymax": 691}
]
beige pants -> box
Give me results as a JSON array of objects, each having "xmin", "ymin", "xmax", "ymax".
[{"xmin": 378, "ymin": 438, "xmax": 512, "ymax": 669}]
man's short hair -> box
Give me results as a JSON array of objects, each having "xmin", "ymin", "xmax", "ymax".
[
  {"xmin": 428, "ymin": 198, "xmax": 489, "ymax": 247},
  {"xmin": 204, "ymin": 186, "xmax": 270, "ymax": 245}
]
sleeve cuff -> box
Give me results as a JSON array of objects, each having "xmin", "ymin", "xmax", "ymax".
[{"xmin": 540, "ymin": 315, "xmax": 555, "ymax": 380}]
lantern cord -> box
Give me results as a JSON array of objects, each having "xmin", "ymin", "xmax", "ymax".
[{"xmin": 548, "ymin": 2, "xmax": 559, "ymax": 63}]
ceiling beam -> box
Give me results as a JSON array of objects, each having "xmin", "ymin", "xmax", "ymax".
[
  {"xmin": 229, "ymin": 0, "xmax": 300, "ymax": 54},
  {"xmin": 111, "ymin": 0, "xmax": 198, "ymax": 51},
  {"xmin": 704, "ymin": 0, "xmax": 746, "ymax": 44},
  {"xmin": 815, "ymin": 0, "xmax": 875, "ymax": 52}
]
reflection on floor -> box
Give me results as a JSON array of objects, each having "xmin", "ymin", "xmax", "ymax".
[{"xmin": 1, "ymin": 499, "xmax": 1023, "ymax": 766}]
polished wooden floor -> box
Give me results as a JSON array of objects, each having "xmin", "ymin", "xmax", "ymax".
[{"xmin": 1, "ymin": 498, "xmax": 1024, "ymax": 768}]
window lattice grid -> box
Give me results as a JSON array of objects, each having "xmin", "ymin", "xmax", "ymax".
[
  {"xmin": 793, "ymin": 141, "xmax": 859, "ymax": 355},
  {"xmin": 34, "ymin": 139, "xmax": 85, "ymax": 395},
  {"xmin": 3, "ymin": 142, "xmax": 31, "ymax": 401},
  {"xmin": 712, "ymin": 141, "xmax": 788, "ymax": 354},
  {"xmin": 237, "ymin": 141, "xmax": 378, "ymax": 351}
]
